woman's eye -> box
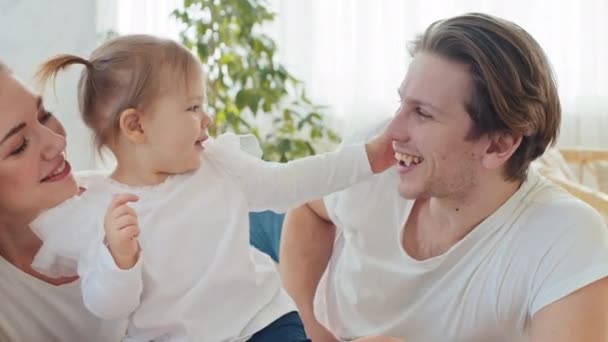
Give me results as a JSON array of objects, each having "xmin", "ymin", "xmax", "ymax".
[
  {"xmin": 10, "ymin": 138, "xmax": 29, "ymax": 156},
  {"xmin": 39, "ymin": 111, "xmax": 53, "ymax": 124},
  {"xmin": 187, "ymin": 105, "xmax": 200, "ymax": 112}
]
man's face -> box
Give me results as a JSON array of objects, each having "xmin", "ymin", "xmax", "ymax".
[{"xmin": 387, "ymin": 52, "xmax": 491, "ymax": 200}]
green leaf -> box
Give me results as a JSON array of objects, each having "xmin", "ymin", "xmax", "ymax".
[
  {"xmin": 248, "ymin": 93, "xmax": 260, "ymax": 114},
  {"xmin": 177, "ymin": 0, "xmax": 340, "ymax": 162},
  {"xmin": 235, "ymin": 89, "xmax": 249, "ymax": 110}
]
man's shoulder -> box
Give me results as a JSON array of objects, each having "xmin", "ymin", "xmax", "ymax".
[
  {"xmin": 504, "ymin": 177, "xmax": 607, "ymax": 260},
  {"xmin": 521, "ymin": 176, "xmax": 604, "ymax": 230},
  {"xmin": 506, "ymin": 178, "xmax": 608, "ymax": 318}
]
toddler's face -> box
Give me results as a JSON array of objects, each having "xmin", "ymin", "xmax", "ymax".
[{"xmin": 141, "ymin": 70, "xmax": 212, "ymax": 175}]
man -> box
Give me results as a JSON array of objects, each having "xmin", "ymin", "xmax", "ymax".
[{"xmin": 278, "ymin": 13, "xmax": 608, "ymax": 342}]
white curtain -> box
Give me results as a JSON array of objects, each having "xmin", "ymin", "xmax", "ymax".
[
  {"xmin": 110, "ymin": 0, "xmax": 608, "ymax": 146},
  {"xmin": 114, "ymin": 0, "xmax": 183, "ymax": 38}
]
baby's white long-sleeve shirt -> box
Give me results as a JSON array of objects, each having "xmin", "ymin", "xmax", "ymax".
[{"xmin": 30, "ymin": 133, "xmax": 373, "ymax": 341}]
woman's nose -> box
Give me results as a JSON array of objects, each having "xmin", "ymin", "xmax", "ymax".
[{"xmin": 40, "ymin": 127, "xmax": 67, "ymax": 160}]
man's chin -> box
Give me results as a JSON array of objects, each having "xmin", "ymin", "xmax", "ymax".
[{"xmin": 397, "ymin": 186, "xmax": 420, "ymax": 200}]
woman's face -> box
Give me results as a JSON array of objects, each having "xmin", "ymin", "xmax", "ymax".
[{"xmin": 0, "ymin": 68, "xmax": 77, "ymax": 221}]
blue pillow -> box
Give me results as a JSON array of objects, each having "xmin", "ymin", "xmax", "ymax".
[{"xmin": 249, "ymin": 211, "xmax": 285, "ymax": 263}]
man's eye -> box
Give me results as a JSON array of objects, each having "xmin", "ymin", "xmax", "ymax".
[{"xmin": 416, "ymin": 108, "xmax": 432, "ymax": 119}]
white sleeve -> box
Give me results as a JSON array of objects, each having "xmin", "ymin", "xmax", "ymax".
[
  {"xmin": 209, "ymin": 133, "xmax": 373, "ymax": 213},
  {"xmin": 528, "ymin": 200, "xmax": 608, "ymax": 316},
  {"xmin": 78, "ymin": 241, "xmax": 143, "ymax": 320},
  {"xmin": 323, "ymin": 118, "xmax": 391, "ymax": 222}
]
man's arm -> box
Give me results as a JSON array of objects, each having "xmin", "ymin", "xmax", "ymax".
[
  {"xmin": 530, "ymin": 277, "xmax": 608, "ymax": 341},
  {"xmin": 279, "ymin": 199, "xmax": 339, "ymax": 341}
]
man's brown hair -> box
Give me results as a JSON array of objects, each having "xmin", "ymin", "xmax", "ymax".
[{"xmin": 410, "ymin": 13, "xmax": 561, "ymax": 181}]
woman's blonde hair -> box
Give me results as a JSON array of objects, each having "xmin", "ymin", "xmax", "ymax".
[{"xmin": 36, "ymin": 34, "xmax": 201, "ymax": 151}]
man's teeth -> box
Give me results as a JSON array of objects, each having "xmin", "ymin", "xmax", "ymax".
[{"xmin": 394, "ymin": 152, "xmax": 423, "ymax": 166}]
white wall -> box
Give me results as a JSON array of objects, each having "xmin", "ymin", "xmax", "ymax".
[{"xmin": 0, "ymin": 0, "xmax": 98, "ymax": 170}]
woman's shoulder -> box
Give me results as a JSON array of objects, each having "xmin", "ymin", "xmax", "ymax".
[{"xmin": 0, "ymin": 262, "xmax": 127, "ymax": 342}]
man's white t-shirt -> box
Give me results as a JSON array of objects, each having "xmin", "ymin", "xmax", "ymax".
[
  {"xmin": 0, "ymin": 257, "xmax": 127, "ymax": 342},
  {"xmin": 315, "ymin": 122, "xmax": 608, "ymax": 342}
]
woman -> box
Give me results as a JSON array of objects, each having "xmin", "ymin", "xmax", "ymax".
[{"xmin": 0, "ymin": 62, "xmax": 127, "ymax": 341}]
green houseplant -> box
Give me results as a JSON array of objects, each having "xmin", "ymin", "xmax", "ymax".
[{"xmin": 173, "ymin": 0, "xmax": 340, "ymax": 162}]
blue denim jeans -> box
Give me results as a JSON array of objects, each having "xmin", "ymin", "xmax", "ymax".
[
  {"xmin": 247, "ymin": 311, "xmax": 311, "ymax": 342},
  {"xmin": 248, "ymin": 212, "xmax": 310, "ymax": 341}
]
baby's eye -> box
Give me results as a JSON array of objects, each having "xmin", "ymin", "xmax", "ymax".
[{"xmin": 187, "ymin": 105, "xmax": 201, "ymax": 112}]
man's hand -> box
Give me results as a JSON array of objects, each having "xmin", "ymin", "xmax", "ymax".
[{"xmin": 104, "ymin": 193, "xmax": 141, "ymax": 270}]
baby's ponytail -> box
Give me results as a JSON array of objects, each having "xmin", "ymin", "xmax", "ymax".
[{"xmin": 35, "ymin": 54, "xmax": 93, "ymax": 88}]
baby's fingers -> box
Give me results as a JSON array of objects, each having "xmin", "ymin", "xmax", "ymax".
[
  {"xmin": 118, "ymin": 225, "xmax": 141, "ymax": 241},
  {"xmin": 108, "ymin": 193, "xmax": 139, "ymax": 211},
  {"xmin": 110, "ymin": 214, "xmax": 139, "ymax": 232},
  {"xmin": 111, "ymin": 204, "xmax": 138, "ymax": 221}
]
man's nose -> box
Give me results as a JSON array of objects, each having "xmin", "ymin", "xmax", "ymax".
[{"xmin": 386, "ymin": 110, "xmax": 410, "ymax": 143}]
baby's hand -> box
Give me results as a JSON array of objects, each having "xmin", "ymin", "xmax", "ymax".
[
  {"xmin": 365, "ymin": 128, "xmax": 396, "ymax": 174},
  {"xmin": 104, "ymin": 193, "xmax": 141, "ymax": 270}
]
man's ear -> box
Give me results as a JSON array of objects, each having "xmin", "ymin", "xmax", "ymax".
[
  {"xmin": 118, "ymin": 108, "xmax": 146, "ymax": 144},
  {"xmin": 481, "ymin": 131, "xmax": 522, "ymax": 170}
]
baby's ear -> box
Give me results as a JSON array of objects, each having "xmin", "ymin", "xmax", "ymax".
[{"xmin": 118, "ymin": 108, "xmax": 145, "ymax": 144}]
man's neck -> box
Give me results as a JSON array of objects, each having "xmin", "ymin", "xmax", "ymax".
[{"xmin": 405, "ymin": 175, "xmax": 522, "ymax": 260}]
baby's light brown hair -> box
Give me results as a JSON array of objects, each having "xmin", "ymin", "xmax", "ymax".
[{"xmin": 36, "ymin": 34, "xmax": 202, "ymax": 152}]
